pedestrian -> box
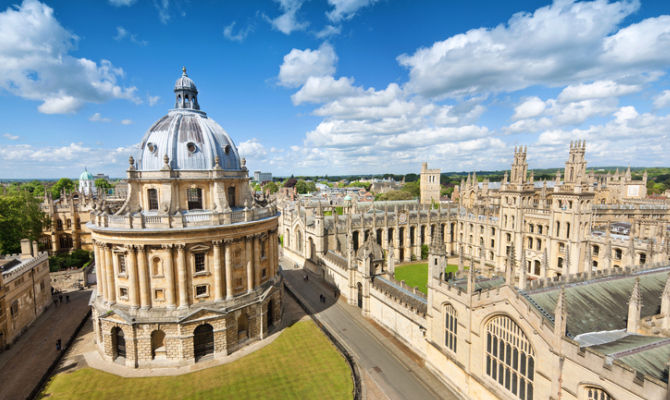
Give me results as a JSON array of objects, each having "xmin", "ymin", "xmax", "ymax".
[
  {"xmin": 306, "ymin": 274, "xmax": 309, "ymax": 282},
  {"xmin": 56, "ymin": 338, "xmax": 61, "ymax": 351},
  {"xmin": 66, "ymin": 295, "xmax": 70, "ymax": 303},
  {"xmin": 59, "ymin": 294, "xmax": 63, "ymax": 303}
]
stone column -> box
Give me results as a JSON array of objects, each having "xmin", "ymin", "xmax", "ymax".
[
  {"xmin": 176, "ymin": 244, "xmax": 188, "ymax": 308},
  {"xmin": 163, "ymin": 245, "xmax": 176, "ymax": 308},
  {"xmin": 94, "ymin": 243, "xmax": 105, "ymax": 299},
  {"xmin": 213, "ymin": 240, "xmax": 224, "ymax": 301},
  {"xmin": 105, "ymin": 245, "xmax": 116, "ymax": 304},
  {"xmin": 126, "ymin": 246, "xmax": 140, "ymax": 309},
  {"xmin": 254, "ymin": 235, "xmax": 261, "ymax": 285},
  {"xmin": 137, "ymin": 245, "xmax": 150, "ymax": 309},
  {"xmin": 246, "ymin": 236, "xmax": 254, "ymax": 292},
  {"xmin": 225, "ymin": 239, "xmax": 233, "ymax": 300}
]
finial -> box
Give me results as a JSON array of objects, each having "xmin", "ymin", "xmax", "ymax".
[
  {"xmin": 241, "ymin": 157, "xmax": 246, "ymax": 168},
  {"xmin": 163, "ymin": 154, "xmax": 169, "ymax": 165},
  {"xmin": 214, "ymin": 155, "xmax": 220, "ymax": 167},
  {"xmin": 182, "ymin": 66, "xmax": 187, "ymax": 76},
  {"xmin": 128, "ymin": 155, "xmax": 134, "ymax": 166}
]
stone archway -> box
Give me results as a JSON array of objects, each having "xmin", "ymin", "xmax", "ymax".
[
  {"xmin": 266, "ymin": 300, "xmax": 274, "ymax": 331},
  {"xmin": 151, "ymin": 330, "xmax": 166, "ymax": 360},
  {"xmin": 193, "ymin": 324, "xmax": 214, "ymax": 361},
  {"xmin": 112, "ymin": 327, "xmax": 125, "ymax": 359},
  {"xmin": 357, "ymin": 282, "xmax": 363, "ymax": 308}
]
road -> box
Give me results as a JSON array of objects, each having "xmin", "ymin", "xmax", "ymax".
[
  {"xmin": 281, "ymin": 261, "xmax": 460, "ymax": 400},
  {"xmin": 0, "ymin": 289, "xmax": 91, "ymax": 400}
]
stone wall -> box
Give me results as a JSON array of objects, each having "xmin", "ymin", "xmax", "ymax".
[{"xmin": 50, "ymin": 263, "xmax": 93, "ymax": 292}]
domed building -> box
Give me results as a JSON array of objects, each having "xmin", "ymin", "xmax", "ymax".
[
  {"xmin": 78, "ymin": 168, "xmax": 96, "ymax": 196},
  {"xmin": 89, "ymin": 68, "xmax": 281, "ymax": 368}
]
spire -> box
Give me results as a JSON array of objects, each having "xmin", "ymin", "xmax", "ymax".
[
  {"xmin": 506, "ymin": 245, "xmax": 516, "ymax": 286},
  {"xmin": 554, "ymin": 286, "xmax": 567, "ymax": 340},
  {"xmin": 430, "ymin": 224, "xmax": 446, "ymax": 256},
  {"xmin": 467, "ymin": 256, "xmax": 475, "ymax": 295},
  {"xmin": 627, "ymin": 277, "xmax": 642, "ymax": 333},
  {"xmin": 541, "ymin": 248, "xmax": 548, "ymax": 279},
  {"xmin": 585, "ymin": 242, "xmax": 593, "ymax": 279},
  {"xmin": 662, "ymin": 273, "xmax": 670, "ymax": 330},
  {"xmin": 519, "ymin": 249, "xmax": 527, "ymax": 290}
]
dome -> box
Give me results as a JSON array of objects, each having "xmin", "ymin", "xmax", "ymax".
[
  {"xmin": 137, "ymin": 68, "xmax": 241, "ymax": 171},
  {"xmin": 80, "ymin": 169, "xmax": 94, "ymax": 180},
  {"xmin": 138, "ymin": 110, "xmax": 241, "ymax": 171}
]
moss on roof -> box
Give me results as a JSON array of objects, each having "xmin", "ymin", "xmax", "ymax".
[
  {"xmin": 525, "ymin": 268, "xmax": 669, "ymax": 336},
  {"xmin": 590, "ymin": 335, "xmax": 670, "ymax": 382}
]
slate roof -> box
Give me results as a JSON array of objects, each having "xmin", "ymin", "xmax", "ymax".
[
  {"xmin": 590, "ymin": 335, "xmax": 670, "ymax": 382},
  {"xmin": 524, "ymin": 267, "xmax": 670, "ymax": 337}
]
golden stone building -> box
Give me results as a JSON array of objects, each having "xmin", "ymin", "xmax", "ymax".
[
  {"xmin": 0, "ymin": 239, "xmax": 52, "ymax": 350},
  {"xmin": 89, "ymin": 69, "xmax": 281, "ymax": 368}
]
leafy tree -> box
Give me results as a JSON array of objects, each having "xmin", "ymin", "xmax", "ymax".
[
  {"xmin": 0, "ymin": 191, "xmax": 46, "ymax": 254},
  {"xmin": 49, "ymin": 249, "xmax": 91, "ymax": 272},
  {"xmin": 421, "ymin": 244, "xmax": 429, "ymax": 260},
  {"xmin": 295, "ymin": 180, "xmax": 317, "ymax": 194},
  {"xmin": 264, "ymin": 181, "xmax": 279, "ymax": 194},
  {"xmin": 284, "ymin": 178, "xmax": 297, "ymax": 188},
  {"xmin": 51, "ymin": 177, "xmax": 75, "ymax": 199},
  {"xmin": 401, "ymin": 181, "xmax": 420, "ymax": 197},
  {"xmin": 95, "ymin": 178, "xmax": 113, "ymax": 190},
  {"xmin": 376, "ymin": 190, "xmax": 414, "ymax": 201}
]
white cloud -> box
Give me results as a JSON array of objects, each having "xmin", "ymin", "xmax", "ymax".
[
  {"xmin": 278, "ymin": 43, "xmax": 337, "ymax": 87},
  {"xmin": 327, "ymin": 0, "xmax": 378, "ymax": 22},
  {"xmin": 292, "ymin": 76, "xmax": 358, "ymax": 105},
  {"xmin": 653, "ymin": 90, "xmax": 670, "ymax": 109},
  {"xmin": 223, "ymin": 21, "xmax": 254, "ymax": 42},
  {"xmin": 109, "ymin": 0, "xmax": 136, "ymax": 6},
  {"xmin": 238, "ymin": 138, "xmax": 268, "ymax": 158},
  {"xmin": 513, "ymin": 97, "xmax": 546, "ymax": 120},
  {"xmin": 396, "ymin": 0, "xmax": 664, "ymax": 98},
  {"xmin": 266, "ymin": 0, "xmax": 308, "ymax": 35},
  {"xmin": 114, "ymin": 26, "xmax": 147, "ymax": 46},
  {"xmin": 315, "ymin": 24, "xmax": 342, "ymax": 39},
  {"xmin": 121, "ymin": 119, "xmax": 133, "ymax": 125},
  {"xmin": 557, "ymin": 80, "xmax": 640, "ymax": 102},
  {"xmin": 3, "ymin": 133, "xmax": 19, "ymax": 140},
  {"xmin": 0, "ymin": 1, "xmax": 139, "ymax": 114},
  {"xmin": 89, "ymin": 112, "xmax": 111, "ymax": 123},
  {"xmin": 148, "ymin": 95, "xmax": 160, "ymax": 106},
  {"xmin": 155, "ymin": 0, "xmax": 171, "ymax": 24}
]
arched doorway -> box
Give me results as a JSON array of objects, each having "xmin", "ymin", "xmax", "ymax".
[
  {"xmin": 266, "ymin": 300, "xmax": 273, "ymax": 331},
  {"xmin": 237, "ymin": 313, "xmax": 249, "ymax": 341},
  {"xmin": 112, "ymin": 327, "xmax": 126, "ymax": 359},
  {"xmin": 357, "ymin": 282, "xmax": 363, "ymax": 308},
  {"xmin": 151, "ymin": 330, "xmax": 166, "ymax": 359},
  {"xmin": 193, "ymin": 324, "xmax": 214, "ymax": 360}
]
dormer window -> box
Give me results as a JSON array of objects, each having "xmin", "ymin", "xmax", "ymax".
[
  {"xmin": 147, "ymin": 142, "xmax": 157, "ymax": 154},
  {"xmin": 187, "ymin": 142, "xmax": 197, "ymax": 153}
]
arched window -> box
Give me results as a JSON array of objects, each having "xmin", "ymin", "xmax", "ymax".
[
  {"xmin": 585, "ymin": 386, "xmax": 613, "ymax": 400},
  {"xmin": 147, "ymin": 189, "xmax": 159, "ymax": 210},
  {"xmin": 152, "ymin": 257, "xmax": 163, "ymax": 276},
  {"xmin": 187, "ymin": 188, "xmax": 203, "ymax": 210},
  {"xmin": 485, "ymin": 315, "xmax": 534, "ymax": 400},
  {"xmin": 444, "ymin": 304, "xmax": 457, "ymax": 353}
]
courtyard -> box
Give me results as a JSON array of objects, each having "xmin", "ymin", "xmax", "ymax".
[
  {"xmin": 39, "ymin": 319, "xmax": 354, "ymax": 400},
  {"xmin": 394, "ymin": 262, "xmax": 459, "ymax": 294}
]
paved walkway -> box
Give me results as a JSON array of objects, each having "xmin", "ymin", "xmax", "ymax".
[
  {"xmin": 281, "ymin": 260, "xmax": 460, "ymax": 400},
  {"xmin": 0, "ymin": 289, "xmax": 91, "ymax": 400}
]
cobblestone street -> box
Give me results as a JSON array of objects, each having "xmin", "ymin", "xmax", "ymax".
[{"xmin": 0, "ymin": 289, "xmax": 91, "ymax": 400}]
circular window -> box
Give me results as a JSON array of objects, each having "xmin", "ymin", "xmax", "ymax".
[
  {"xmin": 187, "ymin": 142, "xmax": 197, "ymax": 153},
  {"xmin": 224, "ymin": 145, "xmax": 231, "ymax": 154},
  {"xmin": 147, "ymin": 142, "xmax": 157, "ymax": 154}
]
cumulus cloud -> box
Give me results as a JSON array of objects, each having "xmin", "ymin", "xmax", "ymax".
[
  {"xmin": 278, "ymin": 43, "xmax": 337, "ymax": 87},
  {"xmin": 109, "ymin": 0, "xmax": 136, "ymax": 6},
  {"xmin": 3, "ymin": 133, "xmax": 19, "ymax": 140},
  {"xmin": 238, "ymin": 138, "xmax": 268, "ymax": 158},
  {"xmin": 223, "ymin": 21, "xmax": 254, "ymax": 42},
  {"xmin": 513, "ymin": 97, "xmax": 546, "ymax": 120},
  {"xmin": 0, "ymin": 1, "xmax": 139, "ymax": 114},
  {"xmin": 89, "ymin": 112, "xmax": 111, "ymax": 123},
  {"xmin": 396, "ymin": 0, "xmax": 670, "ymax": 98},
  {"xmin": 121, "ymin": 119, "xmax": 133, "ymax": 125},
  {"xmin": 653, "ymin": 90, "xmax": 670, "ymax": 109},
  {"xmin": 557, "ymin": 80, "xmax": 641, "ymax": 102},
  {"xmin": 148, "ymin": 95, "xmax": 160, "ymax": 106},
  {"xmin": 266, "ymin": 0, "xmax": 308, "ymax": 35},
  {"xmin": 327, "ymin": 0, "xmax": 378, "ymax": 22},
  {"xmin": 114, "ymin": 26, "xmax": 147, "ymax": 46}
]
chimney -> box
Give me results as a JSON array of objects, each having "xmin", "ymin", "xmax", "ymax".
[
  {"xmin": 20, "ymin": 238, "xmax": 33, "ymax": 259},
  {"xmin": 32, "ymin": 240, "xmax": 39, "ymax": 257}
]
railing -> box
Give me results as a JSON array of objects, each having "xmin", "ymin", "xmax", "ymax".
[{"xmin": 92, "ymin": 206, "xmax": 276, "ymax": 230}]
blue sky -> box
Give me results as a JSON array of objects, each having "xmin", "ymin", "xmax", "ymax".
[{"xmin": 1, "ymin": 0, "xmax": 670, "ymax": 179}]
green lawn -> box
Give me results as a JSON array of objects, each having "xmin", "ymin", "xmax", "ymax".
[
  {"xmin": 394, "ymin": 262, "xmax": 459, "ymax": 294},
  {"xmin": 40, "ymin": 320, "xmax": 353, "ymax": 400}
]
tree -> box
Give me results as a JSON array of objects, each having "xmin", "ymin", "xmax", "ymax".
[
  {"xmin": 0, "ymin": 191, "xmax": 46, "ymax": 254},
  {"xmin": 95, "ymin": 178, "xmax": 113, "ymax": 190},
  {"xmin": 284, "ymin": 178, "xmax": 297, "ymax": 188},
  {"xmin": 51, "ymin": 178, "xmax": 75, "ymax": 199},
  {"xmin": 421, "ymin": 244, "xmax": 429, "ymax": 260},
  {"xmin": 264, "ymin": 181, "xmax": 279, "ymax": 194}
]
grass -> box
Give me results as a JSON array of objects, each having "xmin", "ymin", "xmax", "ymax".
[
  {"xmin": 394, "ymin": 262, "xmax": 460, "ymax": 294},
  {"xmin": 40, "ymin": 320, "xmax": 353, "ymax": 400}
]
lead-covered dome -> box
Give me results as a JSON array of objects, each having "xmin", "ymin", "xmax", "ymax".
[{"xmin": 137, "ymin": 69, "xmax": 241, "ymax": 171}]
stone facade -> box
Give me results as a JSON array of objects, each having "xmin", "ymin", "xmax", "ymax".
[
  {"xmin": 89, "ymin": 70, "xmax": 283, "ymax": 368},
  {"xmin": 420, "ymin": 162, "xmax": 441, "ymax": 205},
  {"xmin": 0, "ymin": 239, "xmax": 52, "ymax": 349},
  {"xmin": 280, "ymin": 141, "xmax": 670, "ymax": 399}
]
